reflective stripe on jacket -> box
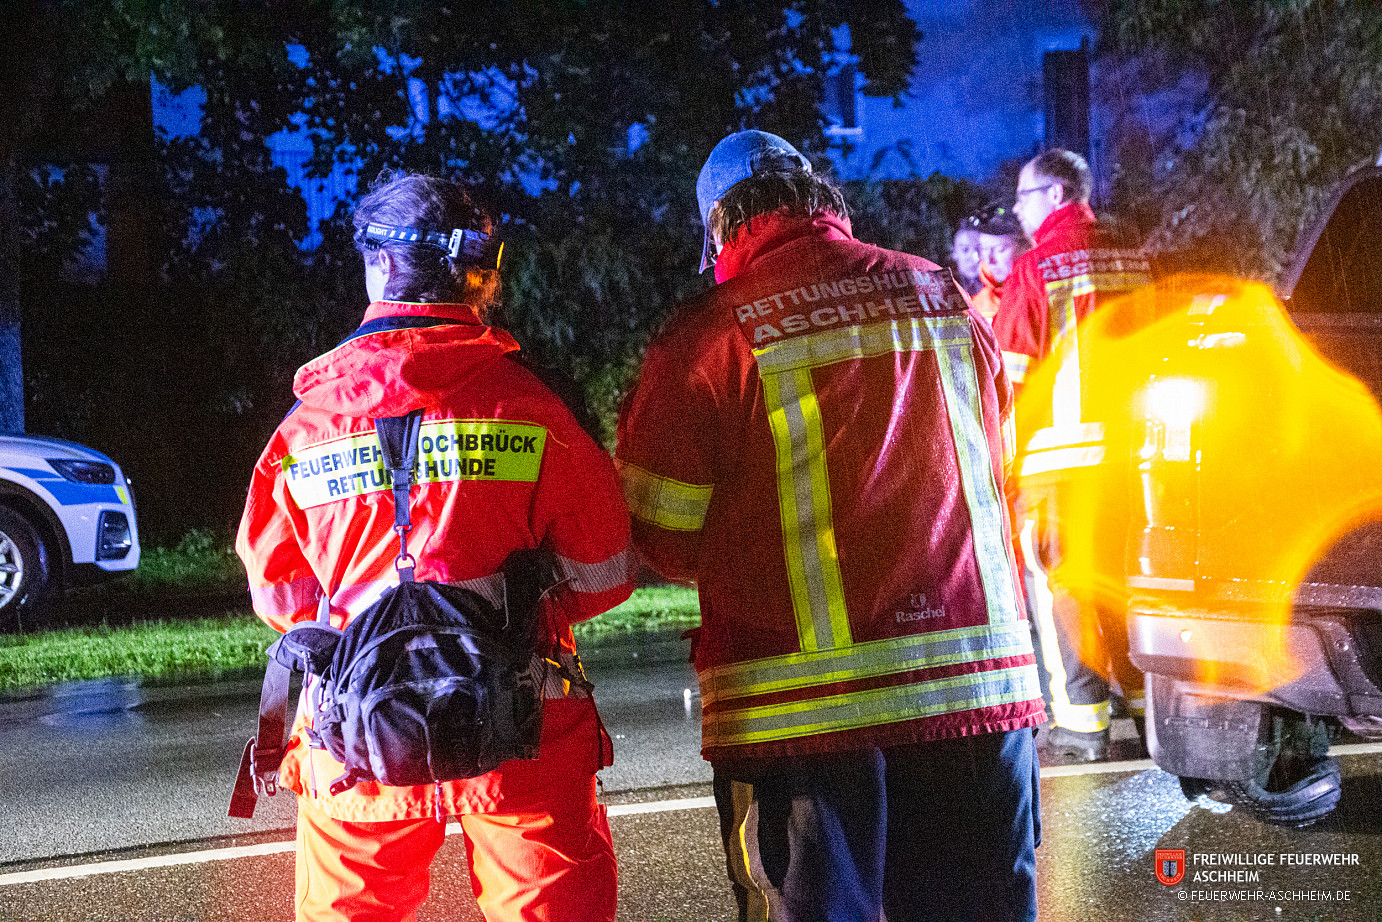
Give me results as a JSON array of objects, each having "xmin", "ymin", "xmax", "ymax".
[
  {"xmin": 993, "ymin": 203, "xmax": 1151, "ymax": 423},
  {"xmin": 237, "ymin": 300, "xmax": 635, "ymax": 822},
  {"xmin": 617, "ymin": 212, "xmax": 1045, "ymax": 762}
]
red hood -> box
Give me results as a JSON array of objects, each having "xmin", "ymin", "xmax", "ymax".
[
  {"xmin": 293, "ymin": 301, "xmax": 519, "ymax": 417},
  {"xmin": 714, "ymin": 211, "xmax": 854, "ymax": 283},
  {"xmin": 1031, "ymin": 201, "xmax": 1096, "ymax": 247}
]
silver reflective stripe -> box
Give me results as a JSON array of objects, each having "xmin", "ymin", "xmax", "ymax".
[
  {"xmin": 452, "ymin": 572, "xmax": 507, "ymax": 608},
  {"xmin": 556, "ymin": 548, "xmax": 636, "ymax": 594},
  {"xmin": 249, "ymin": 576, "xmax": 322, "ymax": 619},
  {"xmin": 933, "ymin": 341, "xmax": 1022, "ymax": 624},
  {"xmin": 699, "ymin": 621, "xmax": 1036, "ymax": 705},
  {"xmin": 702, "ymin": 664, "xmax": 1042, "ymax": 748}
]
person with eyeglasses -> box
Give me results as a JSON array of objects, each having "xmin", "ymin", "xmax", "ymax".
[{"xmin": 993, "ymin": 149, "xmax": 1153, "ymax": 764}]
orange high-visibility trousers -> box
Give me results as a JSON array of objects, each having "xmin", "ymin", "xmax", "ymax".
[{"xmin": 294, "ymin": 778, "xmax": 617, "ymax": 922}]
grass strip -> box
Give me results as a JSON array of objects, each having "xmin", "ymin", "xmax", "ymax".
[{"xmin": 0, "ymin": 585, "xmax": 700, "ymax": 694}]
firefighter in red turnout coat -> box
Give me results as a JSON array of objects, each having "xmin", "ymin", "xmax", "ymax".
[
  {"xmin": 237, "ymin": 173, "xmax": 634, "ymax": 922},
  {"xmin": 995, "ymin": 149, "xmax": 1153, "ymax": 762},
  {"xmin": 617, "ymin": 131, "xmax": 1045, "ymax": 922}
]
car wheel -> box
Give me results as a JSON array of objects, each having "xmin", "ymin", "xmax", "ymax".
[
  {"xmin": 1179, "ymin": 776, "xmax": 1216, "ymax": 800},
  {"xmin": 1224, "ymin": 753, "xmax": 1342, "ymax": 827},
  {"xmin": 0, "ymin": 505, "xmax": 52, "ymax": 632}
]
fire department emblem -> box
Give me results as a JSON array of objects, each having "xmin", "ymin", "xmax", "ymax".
[{"xmin": 1155, "ymin": 848, "xmax": 1186, "ymax": 885}]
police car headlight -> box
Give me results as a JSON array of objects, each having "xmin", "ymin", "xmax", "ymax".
[
  {"xmin": 47, "ymin": 458, "xmax": 117, "ymax": 484},
  {"xmin": 1145, "ymin": 378, "xmax": 1204, "ymax": 429}
]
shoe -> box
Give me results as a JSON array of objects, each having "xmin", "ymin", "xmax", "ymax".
[{"xmin": 1041, "ymin": 725, "xmax": 1110, "ymax": 762}]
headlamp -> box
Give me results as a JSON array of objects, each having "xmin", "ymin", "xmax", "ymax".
[{"xmin": 353, "ymin": 221, "xmax": 504, "ymax": 270}]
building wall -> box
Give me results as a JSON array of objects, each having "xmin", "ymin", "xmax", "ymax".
[{"xmin": 828, "ymin": 0, "xmax": 1094, "ymax": 183}]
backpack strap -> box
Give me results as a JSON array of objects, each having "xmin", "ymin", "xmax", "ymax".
[
  {"xmin": 375, "ymin": 410, "xmax": 425, "ymax": 583},
  {"xmin": 229, "ymin": 604, "xmax": 345, "ymax": 818}
]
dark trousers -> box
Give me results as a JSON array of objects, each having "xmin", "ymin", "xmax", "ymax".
[{"xmin": 714, "ymin": 728, "xmax": 1040, "ymax": 922}]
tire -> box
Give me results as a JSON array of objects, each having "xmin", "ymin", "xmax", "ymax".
[
  {"xmin": 1224, "ymin": 754, "xmax": 1342, "ymax": 827},
  {"xmin": 0, "ymin": 505, "xmax": 53, "ymax": 632},
  {"xmin": 1179, "ymin": 776, "xmax": 1217, "ymax": 800}
]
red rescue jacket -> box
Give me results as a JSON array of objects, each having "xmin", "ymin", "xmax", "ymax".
[
  {"xmin": 237, "ymin": 300, "xmax": 635, "ymax": 822},
  {"xmin": 993, "ymin": 202, "xmax": 1151, "ymax": 389},
  {"xmin": 617, "ymin": 212, "xmax": 1045, "ymax": 762}
]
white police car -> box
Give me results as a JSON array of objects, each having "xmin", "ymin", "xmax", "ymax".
[{"xmin": 0, "ymin": 434, "xmax": 140, "ymax": 628}]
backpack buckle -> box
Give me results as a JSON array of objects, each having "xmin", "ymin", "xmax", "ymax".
[{"xmin": 250, "ymin": 741, "xmax": 283, "ymax": 797}]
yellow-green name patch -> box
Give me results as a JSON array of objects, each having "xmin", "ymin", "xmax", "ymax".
[{"xmin": 283, "ymin": 420, "xmax": 546, "ymax": 509}]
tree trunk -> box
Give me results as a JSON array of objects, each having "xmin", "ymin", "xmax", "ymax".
[{"xmin": 0, "ymin": 163, "xmax": 22, "ymax": 434}]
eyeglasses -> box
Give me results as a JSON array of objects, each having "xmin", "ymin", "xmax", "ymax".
[{"xmin": 1013, "ymin": 184, "xmax": 1054, "ymax": 205}]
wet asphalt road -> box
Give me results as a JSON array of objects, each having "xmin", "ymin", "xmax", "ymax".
[{"xmin": 2, "ymin": 637, "xmax": 1382, "ymax": 921}]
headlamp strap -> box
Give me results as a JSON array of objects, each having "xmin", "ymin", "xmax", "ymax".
[{"xmin": 358, "ymin": 221, "xmax": 503, "ymax": 269}]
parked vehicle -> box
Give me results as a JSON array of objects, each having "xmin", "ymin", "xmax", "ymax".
[
  {"xmin": 1018, "ymin": 167, "xmax": 1382, "ymax": 826},
  {"xmin": 0, "ymin": 434, "xmax": 141, "ymax": 628}
]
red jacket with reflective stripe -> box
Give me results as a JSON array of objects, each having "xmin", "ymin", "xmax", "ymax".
[
  {"xmin": 993, "ymin": 202, "xmax": 1151, "ymax": 388},
  {"xmin": 616, "ymin": 213, "xmax": 1045, "ymax": 762},
  {"xmin": 237, "ymin": 300, "xmax": 635, "ymax": 822}
]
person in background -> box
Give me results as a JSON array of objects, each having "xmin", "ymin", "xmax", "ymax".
[
  {"xmin": 617, "ymin": 129, "xmax": 1044, "ymax": 922},
  {"xmin": 237, "ymin": 171, "xmax": 635, "ymax": 921},
  {"xmin": 994, "ymin": 148, "xmax": 1152, "ymax": 763},
  {"xmin": 968, "ymin": 203, "xmax": 1027, "ymax": 324},
  {"xmin": 951, "ymin": 223, "xmax": 984, "ymax": 297}
]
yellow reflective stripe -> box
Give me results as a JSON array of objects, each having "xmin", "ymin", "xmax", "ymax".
[
  {"xmin": 1020, "ymin": 445, "xmax": 1105, "ymax": 477},
  {"xmin": 1044, "ymin": 277, "xmax": 1084, "ymax": 344},
  {"xmin": 616, "ymin": 461, "xmax": 712, "ymax": 532},
  {"xmin": 1002, "ymin": 350, "xmax": 1030, "ymax": 384},
  {"xmin": 703, "ymin": 664, "xmax": 1041, "ymax": 748},
  {"xmin": 1002, "ymin": 410, "xmax": 1017, "ymax": 474},
  {"xmin": 1025, "ymin": 423, "xmax": 1104, "ymax": 452},
  {"xmin": 753, "ymin": 315, "xmax": 971, "ymax": 373},
  {"xmin": 700, "ymin": 621, "xmax": 1035, "ymax": 706},
  {"xmin": 283, "ymin": 420, "xmax": 546, "ymax": 509},
  {"xmin": 1051, "ymin": 699, "xmax": 1111, "ymax": 734},
  {"xmin": 1021, "ymin": 518, "xmax": 1100, "ymax": 730},
  {"xmin": 762, "ymin": 368, "xmax": 850, "ymax": 651},
  {"xmin": 934, "ymin": 341, "xmax": 1022, "ymax": 625}
]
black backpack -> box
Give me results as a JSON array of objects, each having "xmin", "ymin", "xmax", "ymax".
[{"xmin": 229, "ymin": 410, "xmax": 548, "ymax": 818}]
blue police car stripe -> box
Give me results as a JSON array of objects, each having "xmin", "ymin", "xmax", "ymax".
[{"xmin": 3, "ymin": 467, "xmax": 123, "ymax": 506}]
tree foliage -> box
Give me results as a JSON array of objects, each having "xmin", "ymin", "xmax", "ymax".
[
  {"xmin": 1096, "ymin": 0, "xmax": 1382, "ymax": 280},
  {"xmin": 15, "ymin": 0, "xmax": 923, "ymax": 539}
]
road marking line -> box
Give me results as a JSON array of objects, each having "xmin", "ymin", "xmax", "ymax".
[
  {"xmin": 1041, "ymin": 758, "xmax": 1157, "ymax": 777},
  {"xmin": 0, "ymin": 841, "xmax": 297, "ymax": 886},
  {"xmin": 7, "ymin": 744, "xmax": 1382, "ymax": 886},
  {"xmin": 607, "ymin": 795, "xmax": 716, "ymax": 816},
  {"xmin": 0, "ymin": 796, "xmax": 721, "ymax": 886},
  {"xmin": 1330, "ymin": 742, "xmax": 1382, "ymax": 757}
]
